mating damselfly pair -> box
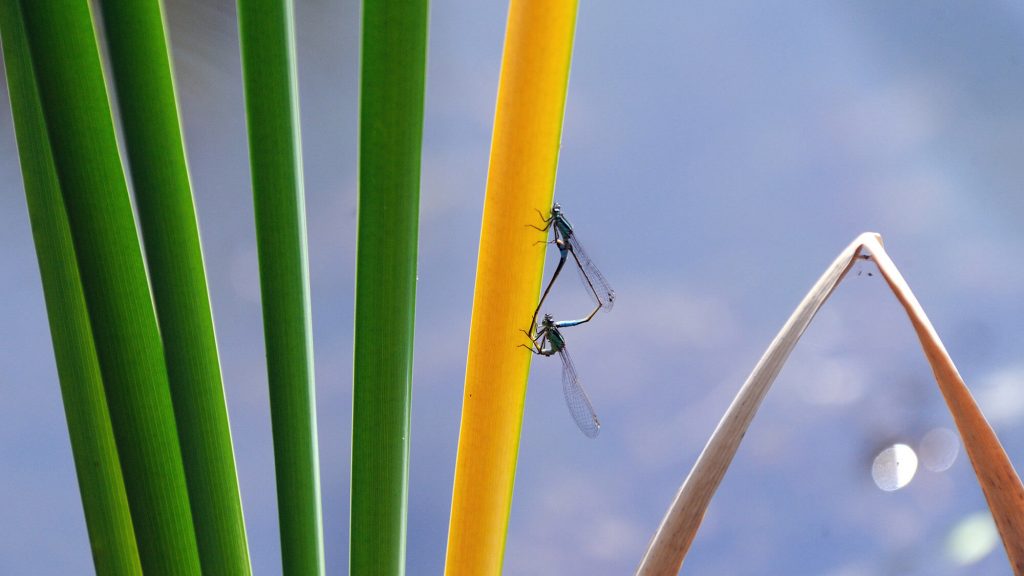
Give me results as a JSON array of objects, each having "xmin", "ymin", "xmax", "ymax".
[{"xmin": 521, "ymin": 204, "xmax": 615, "ymax": 438}]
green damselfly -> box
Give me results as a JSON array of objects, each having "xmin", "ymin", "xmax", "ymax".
[
  {"xmin": 521, "ymin": 310, "xmax": 601, "ymax": 438},
  {"xmin": 529, "ymin": 204, "xmax": 615, "ymax": 333}
]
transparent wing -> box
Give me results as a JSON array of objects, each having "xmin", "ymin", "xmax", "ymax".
[
  {"xmin": 557, "ymin": 344, "xmax": 601, "ymax": 438},
  {"xmin": 567, "ymin": 234, "xmax": 615, "ymax": 311}
]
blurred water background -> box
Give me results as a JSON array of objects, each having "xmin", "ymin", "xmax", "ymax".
[{"xmin": 1, "ymin": 1, "xmax": 1023, "ymax": 574}]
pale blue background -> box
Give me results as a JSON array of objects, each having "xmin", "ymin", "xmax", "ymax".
[{"xmin": 2, "ymin": 0, "xmax": 1023, "ymax": 574}]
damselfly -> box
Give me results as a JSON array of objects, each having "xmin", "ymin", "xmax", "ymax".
[
  {"xmin": 529, "ymin": 204, "xmax": 615, "ymax": 333},
  {"xmin": 521, "ymin": 311, "xmax": 601, "ymax": 438}
]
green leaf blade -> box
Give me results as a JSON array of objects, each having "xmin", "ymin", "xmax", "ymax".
[
  {"xmin": 351, "ymin": 1, "xmax": 428, "ymax": 574},
  {"xmin": 98, "ymin": 1, "xmax": 251, "ymax": 573},
  {"xmin": 0, "ymin": 3, "xmax": 142, "ymax": 573},
  {"xmin": 238, "ymin": 1, "xmax": 324, "ymax": 574},
  {"xmin": 14, "ymin": 0, "xmax": 201, "ymax": 571}
]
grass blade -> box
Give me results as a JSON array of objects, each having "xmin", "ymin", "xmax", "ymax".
[
  {"xmin": 238, "ymin": 1, "xmax": 324, "ymax": 573},
  {"xmin": 0, "ymin": 3, "xmax": 142, "ymax": 573},
  {"xmin": 98, "ymin": 2, "xmax": 251, "ymax": 572},
  {"xmin": 636, "ymin": 232, "xmax": 1024, "ymax": 575},
  {"xmin": 351, "ymin": 0, "xmax": 428, "ymax": 574},
  {"xmin": 13, "ymin": 0, "xmax": 202, "ymax": 570},
  {"xmin": 444, "ymin": 1, "xmax": 579, "ymax": 573}
]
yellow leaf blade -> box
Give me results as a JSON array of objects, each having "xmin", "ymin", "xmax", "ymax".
[{"xmin": 444, "ymin": 1, "xmax": 580, "ymax": 575}]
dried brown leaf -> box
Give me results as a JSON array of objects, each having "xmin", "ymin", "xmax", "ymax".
[{"xmin": 636, "ymin": 232, "xmax": 1024, "ymax": 575}]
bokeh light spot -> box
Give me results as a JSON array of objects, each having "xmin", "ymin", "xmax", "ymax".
[
  {"xmin": 871, "ymin": 443, "xmax": 918, "ymax": 491},
  {"xmin": 919, "ymin": 427, "xmax": 959, "ymax": 472},
  {"xmin": 976, "ymin": 366, "xmax": 1024, "ymax": 425},
  {"xmin": 946, "ymin": 512, "xmax": 998, "ymax": 566}
]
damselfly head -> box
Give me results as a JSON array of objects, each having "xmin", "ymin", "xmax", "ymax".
[
  {"xmin": 551, "ymin": 203, "xmax": 562, "ymax": 215},
  {"xmin": 541, "ymin": 313, "xmax": 554, "ymax": 325}
]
